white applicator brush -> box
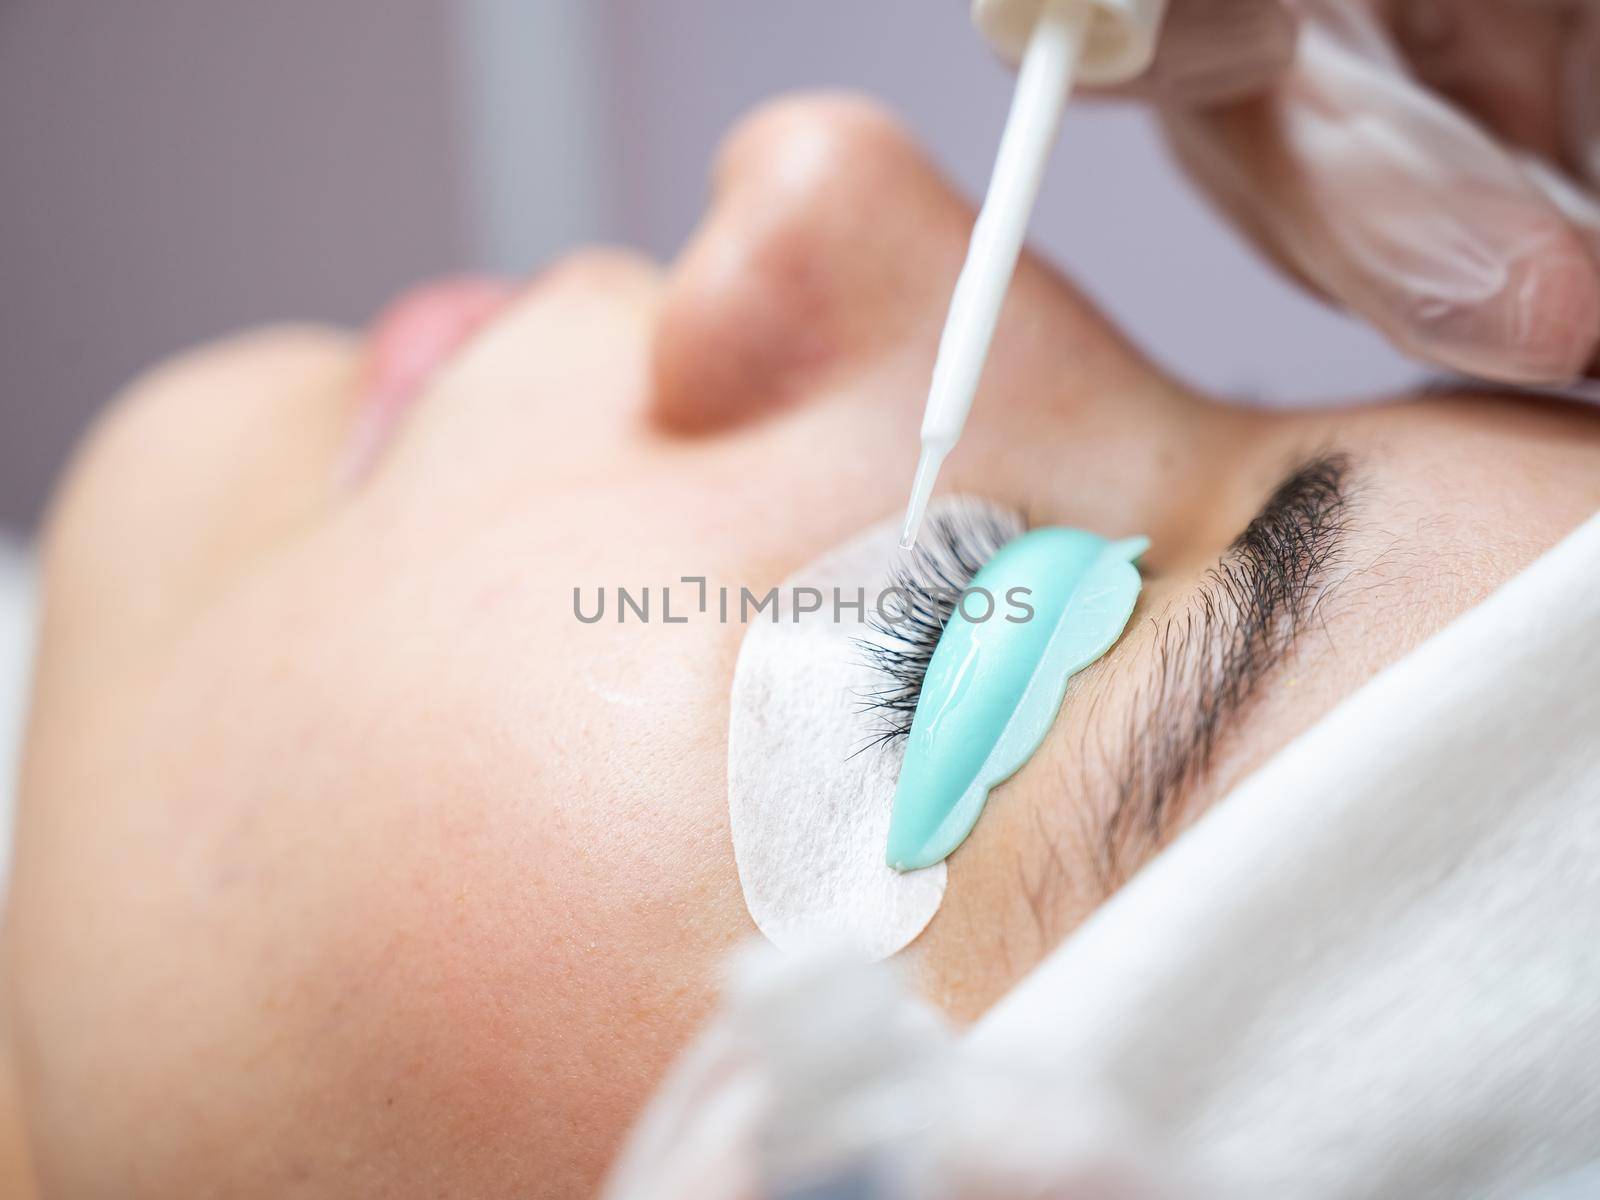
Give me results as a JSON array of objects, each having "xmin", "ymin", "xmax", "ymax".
[{"xmin": 900, "ymin": 0, "xmax": 1169, "ymax": 550}]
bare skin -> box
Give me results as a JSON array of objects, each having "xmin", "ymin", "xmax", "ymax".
[{"xmin": 5, "ymin": 95, "xmax": 1599, "ymax": 1198}]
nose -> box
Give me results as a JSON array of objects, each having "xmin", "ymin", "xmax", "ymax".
[
  {"xmin": 651, "ymin": 93, "xmax": 974, "ymax": 432},
  {"xmin": 644, "ymin": 90, "xmax": 1206, "ymax": 563}
]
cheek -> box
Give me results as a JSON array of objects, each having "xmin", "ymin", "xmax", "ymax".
[
  {"xmin": 276, "ymin": 542, "xmax": 753, "ymax": 1193},
  {"xmin": 15, "ymin": 526, "xmax": 752, "ymax": 1197}
]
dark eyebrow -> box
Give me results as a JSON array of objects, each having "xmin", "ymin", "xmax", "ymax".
[{"xmin": 1101, "ymin": 452, "xmax": 1354, "ymax": 875}]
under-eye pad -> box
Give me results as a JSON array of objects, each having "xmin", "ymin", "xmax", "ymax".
[
  {"xmin": 727, "ymin": 499, "xmax": 1025, "ymax": 960},
  {"xmin": 887, "ymin": 529, "xmax": 1148, "ymax": 871}
]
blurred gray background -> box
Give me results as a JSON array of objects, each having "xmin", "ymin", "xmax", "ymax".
[{"xmin": 0, "ymin": 0, "xmax": 1417, "ymax": 539}]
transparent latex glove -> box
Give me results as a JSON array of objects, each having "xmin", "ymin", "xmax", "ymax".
[
  {"xmin": 1126, "ymin": 0, "xmax": 1303, "ymax": 104},
  {"xmin": 1156, "ymin": 0, "xmax": 1600, "ymax": 385}
]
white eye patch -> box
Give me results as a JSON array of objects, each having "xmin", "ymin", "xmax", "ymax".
[{"xmin": 727, "ymin": 499, "xmax": 1020, "ymax": 960}]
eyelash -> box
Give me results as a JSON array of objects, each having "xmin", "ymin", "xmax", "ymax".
[{"xmin": 853, "ymin": 500, "xmax": 1025, "ymax": 753}]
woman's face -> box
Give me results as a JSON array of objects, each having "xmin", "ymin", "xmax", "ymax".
[{"xmin": 10, "ymin": 96, "xmax": 1600, "ymax": 1198}]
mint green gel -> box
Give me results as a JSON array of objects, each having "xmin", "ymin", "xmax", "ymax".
[{"xmin": 886, "ymin": 529, "xmax": 1148, "ymax": 872}]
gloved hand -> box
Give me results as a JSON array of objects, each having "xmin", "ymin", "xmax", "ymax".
[{"xmin": 1143, "ymin": 0, "xmax": 1600, "ymax": 385}]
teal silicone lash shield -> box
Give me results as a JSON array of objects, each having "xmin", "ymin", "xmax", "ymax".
[{"xmin": 887, "ymin": 529, "xmax": 1148, "ymax": 871}]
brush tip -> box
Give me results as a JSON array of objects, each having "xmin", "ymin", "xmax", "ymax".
[{"xmin": 899, "ymin": 443, "xmax": 947, "ymax": 552}]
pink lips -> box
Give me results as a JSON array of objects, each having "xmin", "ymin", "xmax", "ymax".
[{"xmin": 343, "ymin": 276, "xmax": 517, "ymax": 483}]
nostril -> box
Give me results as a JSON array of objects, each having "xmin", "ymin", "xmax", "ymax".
[
  {"xmin": 652, "ymin": 92, "xmax": 968, "ymax": 434},
  {"xmin": 650, "ymin": 233, "xmax": 840, "ymax": 434}
]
